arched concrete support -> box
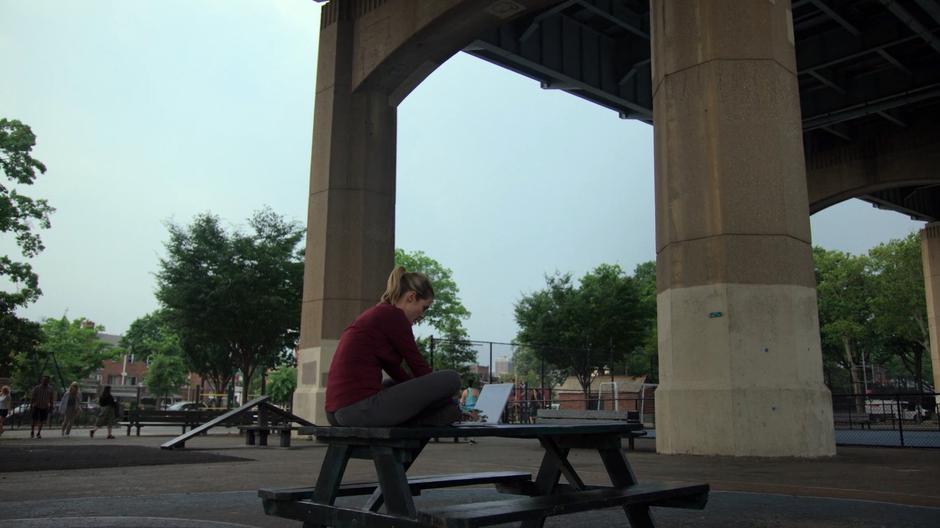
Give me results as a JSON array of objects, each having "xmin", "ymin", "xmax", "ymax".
[
  {"xmin": 806, "ymin": 117, "xmax": 940, "ymax": 214},
  {"xmin": 651, "ymin": 0, "xmax": 835, "ymax": 456},
  {"xmin": 292, "ymin": 5, "xmax": 399, "ymax": 426},
  {"xmin": 294, "ymin": 0, "xmax": 557, "ymax": 426},
  {"xmin": 922, "ymin": 223, "xmax": 940, "ymax": 407}
]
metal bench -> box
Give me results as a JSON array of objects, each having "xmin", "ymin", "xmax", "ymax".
[
  {"xmin": 239, "ymin": 424, "xmax": 304, "ymax": 447},
  {"xmin": 833, "ymin": 412, "xmax": 872, "ymax": 429},
  {"xmin": 121, "ymin": 409, "xmax": 227, "ymax": 436}
]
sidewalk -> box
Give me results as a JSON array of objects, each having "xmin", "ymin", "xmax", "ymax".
[{"xmin": 1, "ymin": 426, "xmax": 938, "ymax": 527}]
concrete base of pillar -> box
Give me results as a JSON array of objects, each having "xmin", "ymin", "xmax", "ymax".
[
  {"xmin": 655, "ymin": 283, "xmax": 836, "ymax": 457},
  {"xmin": 655, "ymin": 386, "xmax": 835, "ymax": 456},
  {"xmin": 292, "ymin": 341, "xmax": 339, "ymax": 427}
]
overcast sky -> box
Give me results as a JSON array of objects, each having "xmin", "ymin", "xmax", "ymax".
[{"xmin": 1, "ymin": 1, "xmax": 925, "ymax": 359}]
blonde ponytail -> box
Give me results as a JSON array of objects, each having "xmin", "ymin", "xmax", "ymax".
[{"xmin": 381, "ymin": 266, "xmax": 434, "ymax": 304}]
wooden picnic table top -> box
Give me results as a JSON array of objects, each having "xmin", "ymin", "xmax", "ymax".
[{"xmin": 299, "ymin": 422, "xmax": 643, "ymax": 440}]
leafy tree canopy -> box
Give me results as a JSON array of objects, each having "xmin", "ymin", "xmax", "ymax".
[
  {"xmin": 266, "ymin": 365, "xmax": 297, "ymax": 406},
  {"xmin": 144, "ymin": 353, "xmax": 189, "ymax": 408},
  {"xmin": 514, "ymin": 264, "xmax": 647, "ymax": 394},
  {"xmin": 156, "ymin": 208, "xmax": 304, "ymax": 404},
  {"xmin": 0, "ymin": 118, "xmax": 55, "ymax": 375},
  {"xmin": 510, "ymin": 344, "xmax": 567, "ymax": 389},
  {"xmin": 395, "ymin": 249, "xmax": 470, "ymax": 332},
  {"xmin": 867, "ymin": 233, "xmax": 932, "ymax": 391},
  {"xmin": 814, "ymin": 236, "xmax": 932, "ymax": 394},
  {"xmin": 121, "ymin": 310, "xmax": 183, "ymax": 362},
  {"xmin": 11, "ymin": 317, "xmax": 119, "ymax": 393}
]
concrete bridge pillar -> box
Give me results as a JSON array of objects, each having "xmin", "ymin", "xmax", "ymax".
[
  {"xmin": 650, "ymin": 0, "xmax": 835, "ymax": 456},
  {"xmin": 292, "ymin": 4, "xmax": 398, "ymax": 426},
  {"xmin": 922, "ymin": 223, "xmax": 940, "ymax": 407}
]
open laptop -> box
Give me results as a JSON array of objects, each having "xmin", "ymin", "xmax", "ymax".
[{"xmin": 452, "ymin": 383, "xmax": 514, "ymax": 426}]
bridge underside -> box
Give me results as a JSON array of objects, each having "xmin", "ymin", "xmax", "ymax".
[
  {"xmin": 466, "ymin": 0, "xmax": 940, "ymax": 221},
  {"xmin": 298, "ymin": 0, "xmax": 939, "ymax": 457}
]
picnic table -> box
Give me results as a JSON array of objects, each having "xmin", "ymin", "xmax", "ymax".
[{"xmin": 259, "ymin": 423, "xmax": 708, "ymax": 527}]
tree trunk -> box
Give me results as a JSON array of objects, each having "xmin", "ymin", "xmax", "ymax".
[{"xmin": 843, "ymin": 336, "xmax": 864, "ymax": 413}]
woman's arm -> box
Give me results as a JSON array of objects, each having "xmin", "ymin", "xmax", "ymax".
[{"xmin": 384, "ymin": 309, "xmax": 432, "ymax": 378}]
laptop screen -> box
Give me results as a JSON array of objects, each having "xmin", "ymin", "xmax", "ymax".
[{"xmin": 469, "ymin": 383, "xmax": 514, "ymax": 424}]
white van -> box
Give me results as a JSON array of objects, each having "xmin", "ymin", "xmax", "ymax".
[{"xmin": 865, "ymin": 399, "xmax": 928, "ymax": 422}]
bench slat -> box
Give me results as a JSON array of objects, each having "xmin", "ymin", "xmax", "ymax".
[
  {"xmin": 418, "ymin": 482, "xmax": 709, "ymax": 528},
  {"xmin": 259, "ymin": 471, "xmax": 532, "ymax": 501}
]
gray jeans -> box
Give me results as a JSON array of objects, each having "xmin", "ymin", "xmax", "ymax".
[{"xmin": 328, "ymin": 370, "xmax": 461, "ymax": 427}]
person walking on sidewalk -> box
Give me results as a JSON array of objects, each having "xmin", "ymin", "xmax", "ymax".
[
  {"xmin": 59, "ymin": 382, "xmax": 81, "ymax": 436},
  {"xmin": 90, "ymin": 385, "xmax": 119, "ymax": 439},
  {"xmin": 30, "ymin": 375, "xmax": 56, "ymax": 439},
  {"xmin": 0, "ymin": 385, "xmax": 11, "ymax": 435}
]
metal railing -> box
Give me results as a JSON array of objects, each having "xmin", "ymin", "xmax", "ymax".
[
  {"xmin": 830, "ymin": 392, "xmax": 940, "ymax": 448},
  {"xmin": 496, "ymin": 392, "xmax": 940, "ymax": 448}
]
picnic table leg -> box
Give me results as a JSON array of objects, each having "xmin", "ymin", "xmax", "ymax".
[
  {"xmin": 313, "ymin": 444, "xmax": 351, "ymax": 504},
  {"xmin": 370, "ymin": 446, "xmax": 417, "ymax": 518},
  {"xmin": 520, "ymin": 437, "xmax": 569, "ymax": 528},
  {"xmin": 363, "ymin": 441, "xmax": 427, "ymax": 512},
  {"xmin": 246, "ymin": 429, "xmax": 256, "ymax": 446},
  {"xmin": 597, "ymin": 443, "xmax": 655, "ymax": 528}
]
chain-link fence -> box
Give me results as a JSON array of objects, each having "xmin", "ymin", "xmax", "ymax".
[
  {"xmin": 831, "ymin": 392, "xmax": 940, "ymax": 448},
  {"xmin": 424, "ymin": 337, "xmax": 940, "ymax": 448}
]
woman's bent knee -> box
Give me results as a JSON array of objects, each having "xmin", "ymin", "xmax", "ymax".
[{"xmin": 433, "ymin": 370, "xmax": 461, "ymax": 394}]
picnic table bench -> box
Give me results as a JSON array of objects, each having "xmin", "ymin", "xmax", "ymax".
[{"xmin": 259, "ymin": 423, "xmax": 708, "ymax": 528}]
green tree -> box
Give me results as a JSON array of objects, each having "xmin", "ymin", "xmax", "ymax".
[
  {"xmin": 0, "ymin": 118, "xmax": 55, "ymax": 375},
  {"xmin": 813, "ymin": 247, "xmax": 873, "ymax": 403},
  {"xmin": 11, "ymin": 317, "xmax": 118, "ymax": 393},
  {"xmin": 267, "ymin": 365, "xmax": 297, "ymax": 406},
  {"xmin": 395, "ymin": 249, "xmax": 476, "ymax": 375},
  {"xmin": 424, "ymin": 319, "xmax": 478, "ymax": 380},
  {"xmin": 157, "ymin": 208, "xmax": 304, "ymax": 404},
  {"xmin": 514, "ymin": 264, "xmax": 646, "ymax": 396},
  {"xmin": 510, "ymin": 345, "xmax": 567, "ymax": 389},
  {"xmin": 121, "ymin": 311, "xmax": 183, "ymax": 362},
  {"xmin": 627, "ymin": 261, "xmax": 658, "ymax": 380},
  {"xmin": 144, "ymin": 353, "xmax": 189, "ymax": 409},
  {"xmin": 867, "ymin": 233, "xmax": 932, "ymax": 393}
]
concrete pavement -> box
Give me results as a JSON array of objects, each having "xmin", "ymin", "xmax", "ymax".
[{"xmin": 1, "ymin": 426, "xmax": 938, "ymax": 527}]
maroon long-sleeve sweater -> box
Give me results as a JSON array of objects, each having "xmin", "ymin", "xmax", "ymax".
[{"xmin": 325, "ymin": 303, "xmax": 432, "ymax": 412}]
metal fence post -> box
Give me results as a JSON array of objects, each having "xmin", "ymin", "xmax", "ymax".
[
  {"xmin": 896, "ymin": 395, "xmax": 905, "ymax": 447},
  {"xmin": 488, "ymin": 342, "xmax": 493, "ymax": 383}
]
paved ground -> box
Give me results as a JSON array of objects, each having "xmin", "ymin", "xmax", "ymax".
[{"xmin": 1, "ymin": 425, "xmax": 938, "ymax": 527}]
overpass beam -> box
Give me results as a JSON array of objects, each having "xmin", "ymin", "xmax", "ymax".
[
  {"xmin": 922, "ymin": 223, "xmax": 940, "ymax": 407},
  {"xmin": 293, "ymin": 4, "xmax": 398, "ymax": 427},
  {"xmin": 651, "ymin": 0, "xmax": 835, "ymax": 456}
]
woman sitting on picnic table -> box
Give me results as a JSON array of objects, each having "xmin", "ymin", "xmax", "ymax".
[{"xmin": 325, "ymin": 266, "xmax": 460, "ymax": 427}]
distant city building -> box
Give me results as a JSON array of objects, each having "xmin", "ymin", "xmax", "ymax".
[{"xmin": 494, "ymin": 358, "xmax": 512, "ymax": 377}]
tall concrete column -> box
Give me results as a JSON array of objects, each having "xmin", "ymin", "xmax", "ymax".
[
  {"xmin": 922, "ymin": 223, "xmax": 940, "ymax": 406},
  {"xmin": 651, "ymin": 0, "xmax": 835, "ymax": 456},
  {"xmin": 293, "ymin": 3, "xmax": 398, "ymax": 426}
]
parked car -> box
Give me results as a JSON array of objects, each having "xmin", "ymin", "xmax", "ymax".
[
  {"xmin": 11, "ymin": 402, "xmax": 31, "ymax": 417},
  {"xmin": 167, "ymin": 401, "xmax": 208, "ymax": 411}
]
